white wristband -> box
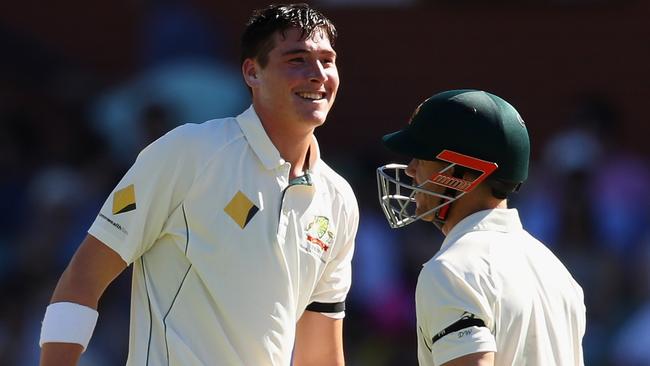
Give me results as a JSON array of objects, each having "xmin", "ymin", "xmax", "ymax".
[{"xmin": 39, "ymin": 302, "xmax": 99, "ymax": 352}]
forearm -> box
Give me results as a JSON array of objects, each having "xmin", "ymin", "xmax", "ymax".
[
  {"xmin": 40, "ymin": 343, "xmax": 83, "ymax": 366},
  {"xmin": 39, "ymin": 264, "xmax": 104, "ymax": 365},
  {"xmin": 39, "ymin": 235, "xmax": 127, "ymax": 366},
  {"xmin": 49, "ymin": 268, "xmax": 100, "ymax": 308}
]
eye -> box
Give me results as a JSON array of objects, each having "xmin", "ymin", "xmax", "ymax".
[
  {"xmin": 288, "ymin": 57, "xmax": 305, "ymax": 64},
  {"xmin": 322, "ymin": 57, "xmax": 335, "ymax": 66}
]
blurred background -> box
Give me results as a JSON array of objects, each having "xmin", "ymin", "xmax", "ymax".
[{"xmin": 1, "ymin": 0, "xmax": 649, "ymax": 365}]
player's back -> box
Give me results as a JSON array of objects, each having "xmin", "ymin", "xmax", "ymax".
[
  {"xmin": 487, "ymin": 225, "xmax": 586, "ymax": 365},
  {"xmin": 432, "ymin": 209, "xmax": 586, "ymax": 365}
]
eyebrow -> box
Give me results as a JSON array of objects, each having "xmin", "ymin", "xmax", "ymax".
[{"xmin": 281, "ymin": 48, "xmax": 337, "ymax": 58}]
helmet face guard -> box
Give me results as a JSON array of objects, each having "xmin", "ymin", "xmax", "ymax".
[
  {"xmin": 376, "ymin": 150, "xmax": 498, "ymax": 229},
  {"xmin": 376, "ymin": 163, "xmax": 460, "ymax": 229}
]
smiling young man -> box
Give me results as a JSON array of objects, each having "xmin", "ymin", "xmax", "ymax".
[
  {"xmin": 377, "ymin": 90, "xmax": 586, "ymax": 365},
  {"xmin": 39, "ymin": 4, "xmax": 358, "ymax": 365}
]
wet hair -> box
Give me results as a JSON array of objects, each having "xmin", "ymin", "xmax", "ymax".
[{"xmin": 241, "ymin": 3, "xmax": 337, "ymax": 67}]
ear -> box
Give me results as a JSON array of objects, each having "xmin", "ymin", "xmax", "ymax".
[{"xmin": 242, "ymin": 58, "xmax": 260, "ymax": 88}]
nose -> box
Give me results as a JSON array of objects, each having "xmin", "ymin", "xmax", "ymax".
[
  {"xmin": 308, "ymin": 60, "xmax": 327, "ymax": 83},
  {"xmin": 405, "ymin": 159, "xmax": 417, "ymax": 178}
]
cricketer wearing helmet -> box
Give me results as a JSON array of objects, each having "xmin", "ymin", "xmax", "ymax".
[{"xmin": 377, "ymin": 90, "xmax": 586, "ymax": 365}]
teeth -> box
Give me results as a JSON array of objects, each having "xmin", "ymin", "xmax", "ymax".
[{"xmin": 298, "ymin": 92, "xmax": 323, "ymax": 100}]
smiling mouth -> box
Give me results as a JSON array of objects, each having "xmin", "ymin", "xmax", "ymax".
[{"xmin": 296, "ymin": 92, "xmax": 326, "ymax": 101}]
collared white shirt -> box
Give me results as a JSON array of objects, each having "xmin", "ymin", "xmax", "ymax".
[
  {"xmin": 88, "ymin": 106, "xmax": 359, "ymax": 366},
  {"xmin": 416, "ymin": 209, "xmax": 585, "ymax": 366}
]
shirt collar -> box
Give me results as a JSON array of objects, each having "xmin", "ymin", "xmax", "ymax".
[
  {"xmin": 441, "ymin": 208, "xmax": 523, "ymax": 251},
  {"xmin": 236, "ymin": 105, "xmax": 284, "ymax": 170},
  {"xmin": 236, "ymin": 105, "xmax": 323, "ymax": 174}
]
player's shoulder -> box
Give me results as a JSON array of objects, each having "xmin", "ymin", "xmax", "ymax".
[
  {"xmin": 421, "ymin": 255, "xmax": 457, "ymax": 283},
  {"xmin": 134, "ymin": 117, "xmax": 245, "ymax": 180},
  {"xmin": 146, "ymin": 117, "xmax": 243, "ymax": 159},
  {"xmin": 427, "ymin": 234, "xmax": 492, "ymax": 280},
  {"xmin": 417, "ymin": 257, "xmax": 462, "ymax": 304},
  {"xmin": 316, "ymin": 160, "xmax": 358, "ymax": 210},
  {"xmin": 420, "ymin": 249, "xmax": 494, "ymax": 305},
  {"xmin": 441, "ymin": 228, "xmax": 496, "ymax": 259},
  {"xmin": 167, "ymin": 116, "xmax": 243, "ymax": 150}
]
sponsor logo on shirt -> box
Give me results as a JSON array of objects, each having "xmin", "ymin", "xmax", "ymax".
[
  {"xmin": 112, "ymin": 184, "xmax": 136, "ymax": 214},
  {"xmin": 517, "ymin": 112, "xmax": 526, "ymax": 127},
  {"xmin": 224, "ymin": 191, "xmax": 259, "ymax": 229},
  {"xmin": 98, "ymin": 213, "xmax": 128, "ymax": 235}
]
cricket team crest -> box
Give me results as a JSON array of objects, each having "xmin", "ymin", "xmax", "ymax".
[
  {"xmin": 409, "ymin": 98, "xmax": 428, "ymax": 125},
  {"xmin": 303, "ymin": 216, "xmax": 335, "ymax": 259}
]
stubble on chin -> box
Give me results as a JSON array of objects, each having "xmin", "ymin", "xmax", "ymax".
[{"xmin": 416, "ymin": 206, "xmax": 435, "ymax": 222}]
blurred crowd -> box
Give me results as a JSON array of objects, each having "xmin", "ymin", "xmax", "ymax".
[{"xmin": 2, "ymin": 2, "xmax": 649, "ymax": 366}]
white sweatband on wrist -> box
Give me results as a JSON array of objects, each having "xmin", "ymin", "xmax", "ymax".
[{"xmin": 39, "ymin": 302, "xmax": 99, "ymax": 352}]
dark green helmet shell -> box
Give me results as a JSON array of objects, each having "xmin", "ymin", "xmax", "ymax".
[{"xmin": 382, "ymin": 89, "xmax": 530, "ymax": 183}]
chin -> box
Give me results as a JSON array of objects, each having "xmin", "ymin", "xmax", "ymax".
[
  {"xmin": 416, "ymin": 206, "xmax": 436, "ymax": 222},
  {"xmin": 420, "ymin": 214, "xmax": 435, "ymax": 223},
  {"xmin": 302, "ymin": 110, "xmax": 329, "ymax": 126}
]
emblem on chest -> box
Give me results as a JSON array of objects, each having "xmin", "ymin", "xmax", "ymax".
[{"xmin": 303, "ymin": 216, "xmax": 335, "ymax": 258}]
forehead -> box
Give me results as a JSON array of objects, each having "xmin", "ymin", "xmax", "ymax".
[{"xmin": 270, "ymin": 27, "xmax": 335, "ymax": 53}]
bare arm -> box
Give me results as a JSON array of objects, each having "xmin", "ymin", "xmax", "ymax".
[
  {"xmin": 441, "ymin": 352, "xmax": 495, "ymax": 366},
  {"xmin": 40, "ymin": 234, "xmax": 128, "ymax": 366},
  {"xmin": 293, "ymin": 311, "xmax": 345, "ymax": 366}
]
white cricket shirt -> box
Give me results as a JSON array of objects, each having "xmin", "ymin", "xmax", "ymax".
[
  {"xmin": 88, "ymin": 106, "xmax": 359, "ymax": 365},
  {"xmin": 416, "ymin": 209, "xmax": 585, "ymax": 366}
]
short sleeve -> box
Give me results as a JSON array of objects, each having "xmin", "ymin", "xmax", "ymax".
[
  {"xmin": 307, "ymin": 198, "xmax": 359, "ymax": 319},
  {"xmin": 88, "ymin": 125, "xmax": 198, "ymax": 264},
  {"xmin": 416, "ymin": 261, "xmax": 497, "ymax": 366}
]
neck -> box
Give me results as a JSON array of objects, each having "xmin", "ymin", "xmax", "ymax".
[
  {"xmin": 254, "ymin": 105, "xmax": 315, "ymax": 179},
  {"xmin": 441, "ymin": 191, "xmax": 507, "ymax": 236},
  {"xmin": 278, "ymin": 136, "xmax": 313, "ymax": 180}
]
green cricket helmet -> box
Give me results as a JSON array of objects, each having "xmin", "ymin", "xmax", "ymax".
[{"xmin": 376, "ymin": 89, "xmax": 530, "ymax": 229}]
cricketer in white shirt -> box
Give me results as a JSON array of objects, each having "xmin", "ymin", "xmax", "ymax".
[
  {"xmin": 416, "ymin": 209, "xmax": 586, "ymax": 366},
  {"xmin": 88, "ymin": 106, "xmax": 359, "ymax": 365}
]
